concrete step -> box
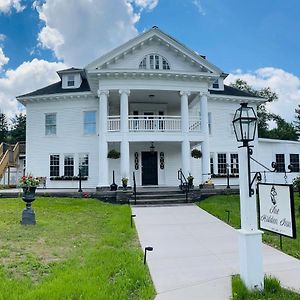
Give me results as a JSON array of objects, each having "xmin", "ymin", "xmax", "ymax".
[
  {"xmin": 134, "ymin": 193, "xmax": 187, "ymax": 200},
  {"xmin": 130, "ymin": 197, "xmax": 192, "ymax": 205}
]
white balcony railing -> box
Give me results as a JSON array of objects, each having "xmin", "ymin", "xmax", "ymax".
[
  {"xmin": 107, "ymin": 116, "xmax": 120, "ymax": 131},
  {"xmin": 107, "ymin": 115, "xmax": 201, "ymax": 132},
  {"xmin": 129, "ymin": 115, "xmax": 181, "ymax": 132}
]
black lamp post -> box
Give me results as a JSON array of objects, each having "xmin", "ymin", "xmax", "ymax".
[
  {"xmin": 232, "ymin": 103, "xmax": 258, "ymax": 197},
  {"xmin": 78, "ymin": 167, "xmax": 83, "ymax": 192}
]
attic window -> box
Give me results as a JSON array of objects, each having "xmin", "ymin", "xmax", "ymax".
[
  {"xmin": 212, "ymin": 80, "xmax": 219, "ymax": 89},
  {"xmin": 67, "ymin": 75, "xmax": 75, "ymax": 87},
  {"xmin": 139, "ymin": 54, "xmax": 170, "ymax": 70}
]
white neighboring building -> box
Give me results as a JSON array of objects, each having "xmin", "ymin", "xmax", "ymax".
[{"xmin": 16, "ymin": 27, "xmax": 300, "ymax": 188}]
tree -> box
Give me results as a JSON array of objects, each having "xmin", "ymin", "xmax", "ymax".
[
  {"xmin": 268, "ymin": 114, "xmax": 298, "ymax": 141},
  {"xmin": 0, "ymin": 113, "xmax": 8, "ymax": 143},
  {"xmin": 230, "ymin": 79, "xmax": 278, "ymax": 138},
  {"xmin": 10, "ymin": 113, "xmax": 26, "ymax": 143},
  {"xmin": 294, "ymin": 104, "xmax": 300, "ymax": 136}
]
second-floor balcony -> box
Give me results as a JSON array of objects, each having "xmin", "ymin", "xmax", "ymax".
[{"xmin": 107, "ymin": 115, "xmax": 201, "ymax": 133}]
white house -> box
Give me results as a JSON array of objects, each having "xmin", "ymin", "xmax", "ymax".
[{"xmin": 16, "ymin": 27, "xmax": 300, "ymax": 189}]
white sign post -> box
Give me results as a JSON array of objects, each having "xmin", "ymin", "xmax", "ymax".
[{"xmin": 258, "ymin": 183, "xmax": 296, "ymax": 238}]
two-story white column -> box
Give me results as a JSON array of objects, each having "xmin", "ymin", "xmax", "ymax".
[
  {"xmin": 120, "ymin": 90, "xmax": 130, "ymax": 183},
  {"xmin": 180, "ymin": 91, "xmax": 191, "ymax": 177},
  {"xmin": 200, "ymin": 91, "xmax": 210, "ymax": 182},
  {"xmin": 97, "ymin": 89, "xmax": 109, "ymax": 187}
]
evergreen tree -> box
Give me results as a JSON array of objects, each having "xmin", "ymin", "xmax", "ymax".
[
  {"xmin": 10, "ymin": 113, "xmax": 26, "ymax": 143},
  {"xmin": 0, "ymin": 113, "xmax": 8, "ymax": 143},
  {"xmin": 294, "ymin": 104, "xmax": 300, "ymax": 136}
]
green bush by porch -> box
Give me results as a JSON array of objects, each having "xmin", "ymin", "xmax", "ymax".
[{"xmin": 0, "ymin": 197, "xmax": 155, "ymax": 299}]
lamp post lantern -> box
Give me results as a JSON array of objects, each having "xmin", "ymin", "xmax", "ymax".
[{"xmin": 232, "ymin": 103, "xmax": 264, "ymax": 290}]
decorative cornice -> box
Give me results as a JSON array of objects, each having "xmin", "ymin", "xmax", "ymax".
[
  {"xmin": 97, "ymin": 89, "xmax": 110, "ymax": 98},
  {"xmin": 199, "ymin": 91, "xmax": 209, "ymax": 97}
]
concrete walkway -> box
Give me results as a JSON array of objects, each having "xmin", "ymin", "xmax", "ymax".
[{"xmin": 132, "ymin": 204, "xmax": 300, "ymax": 300}]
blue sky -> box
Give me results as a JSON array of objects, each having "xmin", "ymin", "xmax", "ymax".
[{"xmin": 0, "ymin": 0, "xmax": 299, "ymax": 121}]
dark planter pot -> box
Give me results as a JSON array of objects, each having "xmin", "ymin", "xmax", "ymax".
[
  {"xmin": 188, "ymin": 179, "xmax": 194, "ymax": 189},
  {"xmin": 21, "ymin": 186, "xmax": 37, "ymax": 225},
  {"xmin": 122, "ymin": 182, "xmax": 128, "ymax": 190}
]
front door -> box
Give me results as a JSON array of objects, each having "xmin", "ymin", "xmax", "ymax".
[{"xmin": 141, "ymin": 152, "xmax": 158, "ymax": 185}]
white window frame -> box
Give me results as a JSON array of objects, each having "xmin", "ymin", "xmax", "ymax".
[
  {"xmin": 45, "ymin": 113, "xmax": 57, "ymax": 136},
  {"xmin": 79, "ymin": 153, "xmax": 89, "ymax": 177},
  {"xmin": 139, "ymin": 54, "xmax": 170, "ymax": 70},
  {"xmin": 50, "ymin": 154, "xmax": 60, "ymax": 177},
  {"xmin": 67, "ymin": 75, "xmax": 75, "ymax": 87},
  {"xmin": 83, "ymin": 111, "xmax": 96, "ymax": 135},
  {"xmin": 64, "ymin": 154, "xmax": 74, "ymax": 177}
]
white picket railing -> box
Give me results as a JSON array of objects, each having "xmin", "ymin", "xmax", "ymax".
[
  {"xmin": 128, "ymin": 115, "xmax": 181, "ymax": 132},
  {"xmin": 107, "ymin": 116, "xmax": 120, "ymax": 131},
  {"xmin": 107, "ymin": 115, "xmax": 201, "ymax": 132}
]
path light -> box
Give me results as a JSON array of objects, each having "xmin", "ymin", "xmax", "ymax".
[
  {"xmin": 232, "ymin": 103, "xmax": 264, "ymax": 290},
  {"xmin": 144, "ymin": 246, "xmax": 153, "ymax": 264},
  {"xmin": 78, "ymin": 167, "xmax": 83, "ymax": 192},
  {"xmin": 131, "ymin": 214, "xmax": 136, "ymax": 227}
]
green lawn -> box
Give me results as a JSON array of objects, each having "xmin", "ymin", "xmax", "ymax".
[
  {"xmin": 232, "ymin": 276, "xmax": 300, "ymax": 300},
  {"xmin": 198, "ymin": 193, "xmax": 300, "ymax": 259},
  {"xmin": 0, "ymin": 197, "xmax": 155, "ymax": 300}
]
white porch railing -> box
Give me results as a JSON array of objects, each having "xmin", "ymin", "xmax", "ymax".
[
  {"xmin": 107, "ymin": 115, "xmax": 201, "ymax": 132},
  {"xmin": 129, "ymin": 115, "xmax": 181, "ymax": 132},
  {"xmin": 189, "ymin": 117, "xmax": 201, "ymax": 132},
  {"xmin": 107, "ymin": 116, "xmax": 120, "ymax": 131}
]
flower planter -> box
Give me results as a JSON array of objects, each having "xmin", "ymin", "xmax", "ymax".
[{"xmin": 21, "ymin": 186, "xmax": 37, "ymax": 225}]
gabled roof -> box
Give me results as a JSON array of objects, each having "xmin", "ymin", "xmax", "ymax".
[
  {"xmin": 17, "ymin": 78, "xmax": 91, "ymax": 98},
  {"xmin": 209, "ymin": 85, "xmax": 262, "ymax": 98},
  {"xmin": 86, "ymin": 26, "xmax": 223, "ymax": 75}
]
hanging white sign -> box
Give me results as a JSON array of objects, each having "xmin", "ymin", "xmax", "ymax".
[{"xmin": 258, "ymin": 183, "xmax": 296, "ymax": 238}]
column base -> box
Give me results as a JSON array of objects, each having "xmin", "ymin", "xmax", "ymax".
[{"xmin": 238, "ymin": 229, "xmax": 264, "ymax": 290}]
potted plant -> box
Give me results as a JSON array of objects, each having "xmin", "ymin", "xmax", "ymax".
[
  {"xmin": 191, "ymin": 149, "xmax": 202, "ymax": 159},
  {"xmin": 107, "ymin": 149, "xmax": 120, "ymax": 159},
  {"xmin": 122, "ymin": 177, "xmax": 128, "ymax": 190},
  {"xmin": 18, "ymin": 175, "xmax": 40, "ymax": 225},
  {"xmin": 187, "ymin": 174, "xmax": 194, "ymax": 188},
  {"xmin": 293, "ymin": 176, "xmax": 300, "ymax": 196}
]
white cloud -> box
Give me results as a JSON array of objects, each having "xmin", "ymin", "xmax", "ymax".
[
  {"xmin": 0, "ymin": 59, "xmax": 66, "ymax": 119},
  {"xmin": 130, "ymin": 0, "xmax": 158, "ymax": 10},
  {"xmin": 226, "ymin": 68, "xmax": 300, "ymax": 123},
  {"xmin": 0, "ymin": 0, "xmax": 25, "ymax": 14},
  {"xmin": 0, "ymin": 47, "xmax": 9, "ymax": 71},
  {"xmin": 192, "ymin": 0, "xmax": 206, "ymax": 16},
  {"xmin": 35, "ymin": 0, "xmax": 154, "ymax": 66},
  {"xmin": 0, "ymin": 33, "xmax": 6, "ymax": 42}
]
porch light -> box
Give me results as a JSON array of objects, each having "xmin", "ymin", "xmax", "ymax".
[
  {"xmin": 232, "ymin": 103, "xmax": 257, "ymax": 146},
  {"xmin": 150, "ymin": 142, "xmax": 155, "ymax": 153}
]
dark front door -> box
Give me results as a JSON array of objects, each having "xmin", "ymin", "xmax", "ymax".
[{"xmin": 142, "ymin": 152, "xmax": 158, "ymax": 185}]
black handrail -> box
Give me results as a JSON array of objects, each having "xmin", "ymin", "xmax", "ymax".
[
  {"xmin": 177, "ymin": 168, "xmax": 189, "ymax": 203},
  {"xmin": 133, "ymin": 171, "xmax": 137, "ymax": 205}
]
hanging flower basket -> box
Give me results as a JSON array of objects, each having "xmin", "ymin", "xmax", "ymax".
[
  {"xmin": 107, "ymin": 149, "xmax": 120, "ymax": 159},
  {"xmin": 191, "ymin": 149, "xmax": 202, "ymax": 159}
]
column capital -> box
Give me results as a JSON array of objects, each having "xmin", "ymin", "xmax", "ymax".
[
  {"xmin": 119, "ymin": 89, "xmax": 130, "ymax": 96},
  {"xmin": 180, "ymin": 90, "xmax": 191, "ymax": 97},
  {"xmin": 200, "ymin": 90, "xmax": 209, "ymax": 97},
  {"xmin": 97, "ymin": 89, "xmax": 109, "ymax": 98}
]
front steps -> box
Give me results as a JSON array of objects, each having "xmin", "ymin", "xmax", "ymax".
[{"xmin": 130, "ymin": 188, "xmax": 200, "ymax": 205}]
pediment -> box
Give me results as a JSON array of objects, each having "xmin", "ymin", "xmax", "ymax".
[{"xmin": 86, "ymin": 27, "xmax": 222, "ymax": 75}]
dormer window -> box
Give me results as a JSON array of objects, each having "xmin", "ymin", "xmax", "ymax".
[
  {"xmin": 212, "ymin": 80, "xmax": 219, "ymax": 89},
  {"xmin": 67, "ymin": 75, "xmax": 75, "ymax": 87},
  {"xmin": 139, "ymin": 54, "xmax": 170, "ymax": 70}
]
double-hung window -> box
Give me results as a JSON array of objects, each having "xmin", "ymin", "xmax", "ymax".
[
  {"xmin": 79, "ymin": 153, "xmax": 89, "ymax": 176},
  {"xmin": 217, "ymin": 153, "xmax": 227, "ymax": 174},
  {"xmin": 64, "ymin": 155, "xmax": 74, "ymax": 176},
  {"xmin": 45, "ymin": 113, "xmax": 56, "ymax": 135},
  {"xmin": 84, "ymin": 111, "xmax": 96, "ymax": 135},
  {"xmin": 290, "ymin": 154, "xmax": 299, "ymax": 172},
  {"xmin": 50, "ymin": 155, "xmax": 60, "ymax": 176},
  {"xmin": 230, "ymin": 153, "xmax": 239, "ymax": 174},
  {"xmin": 275, "ymin": 154, "xmax": 285, "ymax": 172},
  {"xmin": 67, "ymin": 75, "xmax": 75, "ymax": 87}
]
